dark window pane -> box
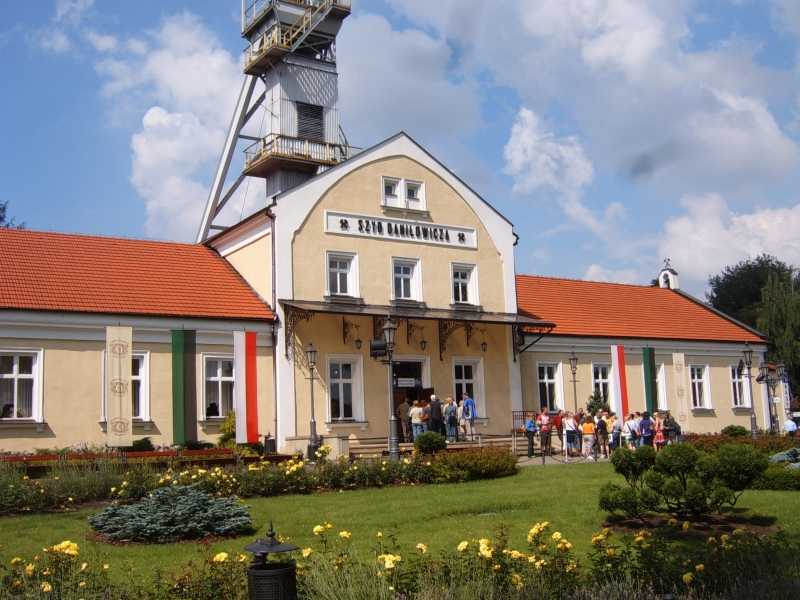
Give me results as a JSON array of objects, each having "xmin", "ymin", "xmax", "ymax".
[
  {"xmin": 455, "ymin": 383, "xmax": 463, "ymax": 400},
  {"xmin": 463, "ymin": 365, "xmax": 473, "ymax": 379},
  {"xmin": 205, "ymin": 382, "xmax": 219, "ymax": 417},
  {"xmin": 331, "ymin": 385, "xmax": 340, "ymax": 419},
  {"xmin": 221, "ymin": 381, "xmax": 234, "ymax": 415},
  {"xmin": 466, "ymin": 383, "xmax": 474, "ymax": 398},
  {"xmin": 222, "ymin": 360, "xmax": 233, "ymax": 378},
  {"xmin": 330, "ymin": 363, "xmax": 340, "ymax": 379},
  {"xmin": 343, "ymin": 383, "xmax": 352, "ymax": 418},
  {"xmin": 132, "ymin": 380, "xmax": 141, "ymax": 418},
  {"xmin": 341, "ymin": 363, "xmax": 352, "ymax": 379},
  {"xmin": 131, "ymin": 357, "xmax": 141, "ymax": 377},
  {"xmin": 0, "ymin": 356, "xmax": 12, "ymax": 375},
  {"xmin": 329, "ymin": 271, "xmax": 337, "ymax": 294},
  {"xmin": 0, "ymin": 380, "xmax": 14, "ymax": 417},
  {"xmin": 18, "ymin": 356, "xmax": 33, "ymax": 375},
  {"xmin": 455, "ymin": 365, "xmax": 463, "ymax": 379},
  {"xmin": 205, "ymin": 358, "xmax": 217, "ymax": 378},
  {"xmin": 16, "ymin": 379, "xmax": 33, "ymax": 418}
]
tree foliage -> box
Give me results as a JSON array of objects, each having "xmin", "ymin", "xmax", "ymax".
[
  {"xmin": 706, "ymin": 254, "xmax": 793, "ymax": 327},
  {"xmin": 758, "ymin": 271, "xmax": 800, "ymax": 392},
  {"xmin": 0, "ymin": 200, "xmax": 23, "ymax": 229}
]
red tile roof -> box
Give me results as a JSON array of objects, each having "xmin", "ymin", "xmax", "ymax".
[
  {"xmin": 0, "ymin": 229, "xmax": 274, "ymax": 321},
  {"xmin": 516, "ymin": 274, "xmax": 763, "ymax": 343}
]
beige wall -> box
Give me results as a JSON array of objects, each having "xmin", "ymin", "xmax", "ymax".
[
  {"xmin": 0, "ymin": 337, "xmax": 275, "ymax": 453},
  {"xmin": 521, "ymin": 348, "xmax": 779, "ymax": 434},
  {"xmin": 224, "ymin": 233, "xmax": 272, "ymax": 304},
  {"xmin": 292, "ymin": 156, "xmax": 507, "ymax": 312},
  {"xmin": 291, "ymin": 316, "xmax": 513, "ymax": 441}
]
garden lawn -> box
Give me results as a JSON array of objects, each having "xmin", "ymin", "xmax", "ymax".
[{"xmin": 1, "ymin": 462, "xmax": 798, "ymax": 583}]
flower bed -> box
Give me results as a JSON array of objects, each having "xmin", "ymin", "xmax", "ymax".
[
  {"xmin": 0, "ymin": 447, "xmax": 517, "ymax": 516},
  {"xmin": 2, "ymin": 519, "xmax": 797, "ymax": 599},
  {"xmin": 682, "ymin": 433, "xmax": 798, "ymax": 455}
]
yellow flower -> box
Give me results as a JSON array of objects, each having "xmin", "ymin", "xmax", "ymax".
[
  {"xmin": 511, "ymin": 572, "xmax": 523, "ymax": 590},
  {"xmin": 212, "ymin": 552, "xmax": 229, "ymax": 563},
  {"xmin": 682, "ymin": 521, "xmax": 690, "ymax": 532},
  {"xmin": 10, "ymin": 557, "xmax": 23, "ymax": 566},
  {"xmin": 79, "ymin": 562, "xmax": 88, "ymax": 572},
  {"xmin": 376, "ymin": 531, "xmax": 383, "ymax": 538},
  {"xmin": 478, "ymin": 539, "xmax": 494, "ymax": 559},
  {"xmin": 416, "ymin": 543, "xmax": 427, "ymax": 554},
  {"xmin": 377, "ymin": 553, "xmax": 401, "ymax": 570},
  {"xmin": 313, "ymin": 525, "xmax": 325, "ymax": 536},
  {"xmin": 324, "ymin": 522, "xmax": 333, "ymax": 530},
  {"xmin": 302, "ymin": 547, "xmax": 313, "ymax": 558},
  {"xmin": 24, "ymin": 563, "xmax": 35, "ymax": 576},
  {"xmin": 492, "ymin": 563, "xmax": 502, "ymax": 572},
  {"xmin": 682, "ymin": 572, "xmax": 694, "ymax": 585},
  {"xmin": 51, "ymin": 540, "xmax": 79, "ymax": 557},
  {"xmin": 551, "ymin": 532, "xmax": 562, "ymax": 542},
  {"xmin": 457, "ymin": 541, "xmax": 469, "ymax": 552},
  {"xmin": 695, "ymin": 564, "xmax": 705, "ymax": 572},
  {"xmin": 634, "ymin": 536, "xmax": 645, "ymax": 544},
  {"xmin": 509, "ymin": 550, "xmax": 524, "ymax": 560},
  {"xmin": 606, "ymin": 548, "xmax": 616, "ymax": 557},
  {"xmin": 103, "ymin": 564, "xmax": 110, "ymax": 570},
  {"xmin": 237, "ymin": 554, "xmax": 248, "ymax": 563},
  {"xmin": 79, "ymin": 581, "xmax": 86, "ymax": 588},
  {"xmin": 707, "ymin": 537, "xmax": 717, "ymax": 545},
  {"xmin": 41, "ymin": 582, "xmax": 52, "ymax": 593},
  {"xmin": 339, "ymin": 530, "xmax": 352, "ymax": 540}
]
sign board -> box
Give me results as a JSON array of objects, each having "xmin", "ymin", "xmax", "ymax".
[
  {"xmin": 105, "ymin": 326, "xmax": 133, "ymax": 447},
  {"xmin": 396, "ymin": 377, "xmax": 417, "ymax": 388},
  {"xmin": 325, "ymin": 210, "xmax": 477, "ymax": 249}
]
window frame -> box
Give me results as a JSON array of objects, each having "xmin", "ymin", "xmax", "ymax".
[
  {"xmin": 656, "ymin": 363, "xmax": 668, "ymax": 411},
  {"xmin": 592, "ymin": 363, "xmax": 611, "ymax": 404},
  {"xmin": 452, "ymin": 356, "xmax": 485, "ymax": 418},
  {"xmin": 730, "ymin": 364, "xmax": 750, "ymax": 408},
  {"xmin": 689, "ymin": 364, "xmax": 711, "ymax": 409},
  {"xmin": 380, "ymin": 176, "xmax": 427, "ymax": 211},
  {"xmin": 450, "ymin": 262, "xmax": 479, "ymax": 305},
  {"xmin": 325, "ymin": 251, "xmax": 359, "ymax": 298},
  {"xmin": 390, "ymin": 257, "xmax": 422, "ymax": 301},
  {"xmin": 203, "ymin": 354, "xmax": 235, "ymax": 420},
  {"xmin": 536, "ymin": 361, "xmax": 563, "ymax": 413},
  {"xmin": 100, "ymin": 351, "xmax": 150, "ymax": 422},
  {"xmin": 325, "ymin": 354, "xmax": 364, "ymax": 422},
  {"xmin": 0, "ymin": 350, "xmax": 43, "ymax": 422}
]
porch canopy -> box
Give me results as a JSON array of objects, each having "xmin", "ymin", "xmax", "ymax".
[{"xmin": 279, "ymin": 298, "xmax": 555, "ymax": 360}]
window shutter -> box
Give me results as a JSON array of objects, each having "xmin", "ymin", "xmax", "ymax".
[{"xmin": 296, "ymin": 102, "xmax": 324, "ymax": 142}]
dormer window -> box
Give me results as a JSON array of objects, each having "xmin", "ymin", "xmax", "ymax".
[{"xmin": 382, "ymin": 177, "xmax": 426, "ymax": 210}]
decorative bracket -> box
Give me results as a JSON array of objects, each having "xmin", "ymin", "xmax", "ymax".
[
  {"xmin": 512, "ymin": 324, "xmax": 554, "ymax": 362},
  {"xmin": 438, "ymin": 319, "xmax": 475, "ymax": 361},
  {"xmin": 463, "ymin": 321, "xmax": 474, "ymax": 347},
  {"xmin": 284, "ymin": 305, "xmax": 314, "ymax": 358},
  {"xmin": 372, "ymin": 315, "xmax": 387, "ymax": 340},
  {"xmin": 342, "ymin": 317, "xmax": 356, "ymax": 345},
  {"xmin": 406, "ymin": 319, "xmax": 422, "ymax": 345}
]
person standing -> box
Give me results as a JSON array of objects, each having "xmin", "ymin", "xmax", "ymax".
[
  {"xmin": 784, "ymin": 414, "xmax": 798, "ymax": 438},
  {"xmin": 654, "ymin": 413, "xmax": 666, "ymax": 451},
  {"xmin": 409, "ymin": 400, "xmax": 425, "ymax": 441},
  {"xmin": 595, "ymin": 412, "xmax": 609, "ymax": 458},
  {"xmin": 553, "ymin": 410, "xmax": 564, "ymax": 454},
  {"xmin": 639, "ymin": 411, "xmax": 654, "ymax": 447},
  {"xmin": 609, "ymin": 413, "xmax": 621, "ymax": 453},
  {"xmin": 564, "ymin": 411, "xmax": 578, "ymax": 457},
  {"xmin": 429, "ymin": 394, "xmax": 445, "ymax": 437},
  {"xmin": 524, "ymin": 414, "xmax": 538, "ymax": 458},
  {"xmin": 581, "ymin": 416, "xmax": 596, "ymax": 460},
  {"xmin": 461, "ymin": 393, "xmax": 476, "ymax": 441},
  {"xmin": 623, "ymin": 413, "xmax": 637, "ymax": 449},
  {"xmin": 537, "ymin": 410, "xmax": 552, "ymax": 456},
  {"xmin": 444, "ymin": 397, "xmax": 459, "ymax": 442},
  {"xmin": 396, "ymin": 397, "xmax": 411, "ymax": 443}
]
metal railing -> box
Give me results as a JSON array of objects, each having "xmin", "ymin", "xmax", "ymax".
[
  {"xmin": 244, "ymin": 133, "xmax": 355, "ymax": 169},
  {"xmin": 242, "ymin": 0, "xmax": 351, "ymax": 34}
]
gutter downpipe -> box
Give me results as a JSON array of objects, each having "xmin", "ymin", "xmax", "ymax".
[{"xmin": 267, "ymin": 198, "xmax": 279, "ymax": 446}]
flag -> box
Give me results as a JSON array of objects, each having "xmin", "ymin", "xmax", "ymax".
[
  {"xmin": 106, "ymin": 326, "xmax": 133, "ymax": 447},
  {"xmin": 171, "ymin": 330, "xmax": 197, "ymax": 446},
  {"xmin": 610, "ymin": 345, "xmax": 629, "ymax": 417},
  {"xmin": 234, "ymin": 331, "xmax": 260, "ymax": 444},
  {"xmin": 642, "ymin": 348, "xmax": 657, "ymax": 414}
]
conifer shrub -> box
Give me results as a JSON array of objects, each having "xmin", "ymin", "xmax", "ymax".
[
  {"xmin": 88, "ymin": 486, "xmax": 253, "ymax": 543},
  {"xmin": 413, "ymin": 432, "xmax": 447, "ymax": 454}
]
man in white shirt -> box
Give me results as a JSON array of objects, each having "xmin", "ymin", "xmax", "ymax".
[{"xmin": 784, "ymin": 415, "xmax": 798, "ymax": 438}]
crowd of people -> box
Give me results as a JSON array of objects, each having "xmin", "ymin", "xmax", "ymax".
[
  {"xmin": 523, "ymin": 408, "xmax": 684, "ymax": 461},
  {"xmin": 396, "ymin": 393, "xmax": 477, "ymax": 443}
]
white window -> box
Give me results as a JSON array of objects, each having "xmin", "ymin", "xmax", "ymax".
[
  {"xmin": 392, "ymin": 258, "xmax": 421, "ymax": 301},
  {"xmin": 101, "ymin": 352, "xmax": 149, "ymax": 422},
  {"xmin": 656, "ymin": 364, "xmax": 668, "ymax": 411},
  {"xmin": 451, "ymin": 263, "xmax": 478, "ymax": 305},
  {"xmin": 690, "ymin": 365, "xmax": 710, "ymax": 409},
  {"xmin": 454, "ymin": 358, "xmax": 485, "ymax": 417},
  {"xmin": 538, "ymin": 363, "xmax": 561, "ymax": 412},
  {"xmin": 381, "ymin": 177, "xmax": 426, "ymax": 210},
  {"xmin": 326, "ymin": 252, "xmax": 358, "ymax": 297},
  {"xmin": 205, "ymin": 356, "xmax": 234, "ymax": 418},
  {"xmin": 592, "ymin": 364, "xmax": 610, "ymax": 403},
  {"xmin": 730, "ymin": 364, "xmax": 749, "ymax": 408},
  {"xmin": 327, "ymin": 355, "xmax": 363, "ymax": 422},
  {"xmin": 0, "ymin": 353, "xmax": 37, "ymax": 420}
]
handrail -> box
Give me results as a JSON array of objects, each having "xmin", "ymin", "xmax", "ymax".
[
  {"xmin": 243, "ymin": 0, "xmax": 351, "ymax": 35},
  {"xmin": 244, "ymin": 132, "xmax": 358, "ymax": 167}
]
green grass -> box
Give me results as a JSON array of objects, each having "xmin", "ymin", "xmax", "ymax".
[{"xmin": 1, "ymin": 463, "xmax": 798, "ymax": 583}]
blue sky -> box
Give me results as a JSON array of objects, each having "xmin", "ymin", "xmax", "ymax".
[{"xmin": 3, "ymin": 1, "xmax": 800, "ymax": 295}]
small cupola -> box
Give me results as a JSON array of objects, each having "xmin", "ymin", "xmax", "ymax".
[{"xmin": 658, "ymin": 258, "xmax": 680, "ymax": 290}]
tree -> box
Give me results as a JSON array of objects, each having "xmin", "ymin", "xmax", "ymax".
[
  {"xmin": 757, "ymin": 272, "xmax": 800, "ymax": 392},
  {"xmin": 0, "ymin": 200, "xmax": 23, "ymax": 229},
  {"xmin": 706, "ymin": 255, "xmax": 794, "ymax": 327}
]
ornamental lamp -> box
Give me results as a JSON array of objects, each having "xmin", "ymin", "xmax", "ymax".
[
  {"xmin": 777, "ymin": 363, "xmax": 787, "ymax": 379},
  {"xmin": 758, "ymin": 364, "xmax": 769, "ymax": 382},
  {"xmin": 305, "ymin": 342, "xmax": 317, "ymax": 369},
  {"xmin": 244, "ymin": 522, "xmax": 299, "ymax": 600},
  {"xmin": 481, "ymin": 341, "xmax": 488, "ymax": 353},
  {"xmin": 743, "ymin": 342, "xmax": 753, "ymax": 368},
  {"xmin": 569, "ymin": 350, "xmax": 578, "ymax": 376},
  {"xmin": 382, "ymin": 316, "xmax": 397, "ymax": 350},
  {"xmin": 420, "ymin": 339, "xmax": 427, "ymax": 351}
]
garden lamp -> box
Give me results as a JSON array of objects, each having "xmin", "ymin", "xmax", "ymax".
[{"xmin": 244, "ymin": 522, "xmax": 299, "ymax": 600}]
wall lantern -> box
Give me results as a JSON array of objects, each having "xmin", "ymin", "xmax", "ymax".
[
  {"xmin": 481, "ymin": 341, "xmax": 487, "ymax": 353},
  {"xmin": 382, "ymin": 316, "xmax": 398, "ymax": 349},
  {"xmin": 244, "ymin": 522, "xmax": 299, "ymax": 600},
  {"xmin": 304, "ymin": 342, "xmax": 317, "ymax": 369},
  {"xmin": 355, "ymin": 338, "xmax": 363, "ymax": 350},
  {"xmin": 420, "ymin": 339, "xmax": 427, "ymax": 351},
  {"xmin": 568, "ymin": 350, "xmax": 578, "ymax": 376}
]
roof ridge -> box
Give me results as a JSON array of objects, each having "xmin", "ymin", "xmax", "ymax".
[
  {"xmin": 515, "ymin": 273, "xmax": 658, "ymax": 290},
  {"xmin": 0, "ymin": 227, "xmax": 200, "ymax": 248}
]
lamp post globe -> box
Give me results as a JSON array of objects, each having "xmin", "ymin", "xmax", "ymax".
[
  {"xmin": 382, "ymin": 316, "xmax": 400, "ymax": 461},
  {"xmin": 742, "ymin": 344, "xmax": 757, "ymax": 439},
  {"xmin": 305, "ymin": 342, "xmax": 320, "ymax": 460}
]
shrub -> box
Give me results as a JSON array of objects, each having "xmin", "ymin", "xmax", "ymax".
[
  {"xmin": 130, "ymin": 436, "xmax": 155, "ymax": 451},
  {"xmin": 431, "ymin": 447, "xmax": 517, "ymax": 480},
  {"xmin": 752, "ymin": 464, "xmax": 800, "ymax": 490},
  {"xmin": 586, "ymin": 391, "xmax": 610, "ymax": 415},
  {"xmin": 610, "ymin": 446, "xmax": 655, "ymax": 488},
  {"xmin": 714, "ymin": 443, "xmax": 769, "ymax": 502},
  {"xmin": 414, "ymin": 432, "xmax": 447, "ymax": 454},
  {"xmin": 721, "ymin": 425, "xmax": 749, "ymax": 437},
  {"xmin": 683, "ymin": 433, "xmax": 797, "ymax": 455},
  {"xmin": 88, "ymin": 486, "xmax": 254, "ymax": 542}
]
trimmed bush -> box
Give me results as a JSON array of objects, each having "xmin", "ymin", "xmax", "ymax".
[
  {"xmin": 721, "ymin": 425, "xmax": 749, "ymax": 437},
  {"xmin": 752, "ymin": 463, "xmax": 800, "ymax": 490},
  {"xmin": 413, "ymin": 431, "xmax": 447, "ymax": 454},
  {"xmin": 88, "ymin": 486, "xmax": 254, "ymax": 542},
  {"xmin": 431, "ymin": 447, "xmax": 517, "ymax": 481},
  {"xmin": 683, "ymin": 433, "xmax": 797, "ymax": 455}
]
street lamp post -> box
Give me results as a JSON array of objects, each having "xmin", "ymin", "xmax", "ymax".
[
  {"xmin": 305, "ymin": 342, "xmax": 320, "ymax": 460},
  {"xmin": 758, "ymin": 362, "xmax": 786, "ymax": 434},
  {"xmin": 382, "ymin": 316, "xmax": 399, "ymax": 461},
  {"xmin": 567, "ymin": 350, "xmax": 579, "ymax": 462},
  {"xmin": 743, "ymin": 342, "xmax": 757, "ymax": 439}
]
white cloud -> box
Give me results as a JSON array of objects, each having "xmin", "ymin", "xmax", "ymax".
[
  {"xmin": 84, "ymin": 30, "xmax": 117, "ymax": 52},
  {"xmin": 96, "ymin": 12, "xmax": 250, "ymax": 240},
  {"xmin": 504, "ymin": 107, "xmax": 610, "ymax": 234},
  {"xmin": 336, "ymin": 13, "xmax": 480, "ymax": 145},
  {"xmin": 36, "ymin": 0, "xmax": 94, "ymax": 53},
  {"xmin": 771, "ymin": 0, "xmax": 800, "ymax": 38},
  {"xmin": 55, "ymin": 0, "xmax": 94, "ymax": 25},
  {"xmin": 659, "ymin": 193, "xmax": 800, "ymax": 286},
  {"xmin": 583, "ymin": 263, "xmax": 641, "ymax": 284},
  {"xmin": 38, "ymin": 30, "xmax": 72, "ymax": 53}
]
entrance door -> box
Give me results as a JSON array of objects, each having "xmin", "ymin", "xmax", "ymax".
[{"xmin": 392, "ymin": 361, "xmax": 424, "ymax": 417}]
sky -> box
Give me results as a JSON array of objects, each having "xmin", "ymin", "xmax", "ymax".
[{"xmin": 2, "ymin": 0, "xmax": 800, "ymax": 296}]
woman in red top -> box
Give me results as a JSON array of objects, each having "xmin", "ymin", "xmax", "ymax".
[{"xmin": 653, "ymin": 413, "xmax": 666, "ymax": 451}]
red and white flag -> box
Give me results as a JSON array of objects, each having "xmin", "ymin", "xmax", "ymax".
[
  {"xmin": 234, "ymin": 331, "xmax": 259, "ymax": 444},
  {"xmin": 610, "ymin": 345, "xmax": 629, "ymax": 417}
]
